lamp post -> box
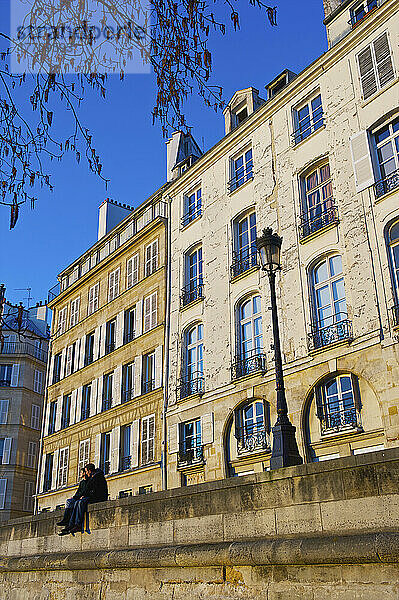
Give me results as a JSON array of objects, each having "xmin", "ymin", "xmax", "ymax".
[{"xmin": 256, "ymin": 228, "xmax": 303, "ymax": 470}]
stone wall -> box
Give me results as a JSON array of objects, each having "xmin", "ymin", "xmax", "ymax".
[{"xmin": 1, "ymin": 450, "xmax": 399, "ymax": 598}]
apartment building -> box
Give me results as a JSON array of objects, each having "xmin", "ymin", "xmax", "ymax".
[
  {"xmin": 165, "ymin": 0, "xmax": 399, "ymax": 485},
  {"xmin": 0, "ymin": 296, "xmax": 48, "ymax": 520},
  {"xmin": 37, "ymin": 195, "xmax": 167, "ymax": 510}
]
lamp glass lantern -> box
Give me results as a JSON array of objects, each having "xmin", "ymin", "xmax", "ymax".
[{"xmin": 256, "ymin": 228, "xmax": 282, "ymax": 273}]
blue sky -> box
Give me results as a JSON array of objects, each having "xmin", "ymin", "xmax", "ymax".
[{"xmin": 0, "ymin": 0, "xmax": 327, "ymax": 307}]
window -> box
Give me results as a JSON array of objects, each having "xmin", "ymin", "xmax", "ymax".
[
  {"xmin": 141, "ymin": 415, "xmax": 155, "ymax": 465},
  {"xmin": 179, "ymin": 419, "xmax": 203, "ymax": 464},
  {"xmin": 233, "ymin": 295, "xmax": 265, "ymax": 379},
  {"xmin": 85, "ymin": 332, "xmax": 95, "ymax": 366},
  {"xmin": 27, "ymin": 441, "xmax": 37, "ymax": 468},
  {"xmin": 350, "ymin": 0, "xmax": 377, "ymax": 26},
  {"xmin": 58, "ymin": 306, "xmax": 68, "ymax": 335},
  {"xmin": 387, "ymin": 221, "xmax": 399, "ymax": 324},
  {"xmin": 88, "ymin": 283, "xmax": 100, "ymax": 315},
  {"xmin": 48, "ymin": 400, "xmax": 57, "ymax": 434},
  {"xmin": 102, "ymin": 372, "xmax": 113, "ymax": 411},
  {"xmin": 122, "ymin": 362, "xmax": 135, "ymax": 403},
  {"xmin": 309, "ymin": 255, "xmax": 352, "ymax": 349},
  {"xmin": 0, "ymin": 438, "xmax": 12, "ymax": 464},
  {"xmin": 182, "ymin": 188, "xmax": 202, "ymax": 227},
  {"xmin": 124, "ymin": 306, "xmax": 136, "ymax": 343},
  {"xmin": 145, "ymin": 240, "xmax": 159, "ymax": 277},
  {"xmin": 143, "ymin": 292, "xmax": 157, "ymax": 333},
  {"xmin": 231, "ymin": 212, "xmax": 257, "ymax": 278},
  {"xmin": 0, "ymin": 479, "xmax": 7, "ymax": 509},
  {"xmin": 0, "ymin": 365, "xmax": 12, "ymax": 386},
  {"xmin": 43, "ymin": 453, "xmax": 53, "ymax": 492},
  {"xmin": 181, "ymin": 324, "xmax": 204, "ymax": 399},
  {"xmin": 315, "ymin": 374, "xmax": 361, "ymax": 434},
  {"xmin": 293, "ymin": 94, "xmax": 324, "ymax": 144},
  {"xmin": 100, "ymin": 432, "xmax": 111, "ymax": 475},
  {"xmin": 61, "ymin": 394, "xmax": 71, "ymax": 429},
  {"xmin": 77, "ymin": 439, "xmax": 90, "ymax": 477},
  {"xmin": 81, "ymin": 384, "xmax": 91, "ymax": 420},
  {"xmin": 235, "ymin": 401, "xmax": 269, "ymax": 454},
  {"xmin": 228, "ymin": 148, "xmax": 253, "ymax": 192},
  {"xmin": 373, "ymin": 116, "xmax": 399, "ymax": 197},
  {"xmin": 33, "ymin": 369, "xmax": 43, "ymax": 393},
  {"xmin": 138, "ymin": 485, "xmax": 153, "ymax": 495},
  {"xmin": 57, "ymin": 447, "xmax": 69, "ymax": 488},
  {"xmin": 0, "ymin": 400, "xmax": 9, "ymax": 425},
  {"xmin": 31, "ymin": 404, "xmax": 40, "ymax": 429},
  {"xmin": 108, "ymin": 268, "xmax": 120, "ymax": 302},
  {"xmin": 357, "ymin": 33, "xmax": 395, "ymax": 100},
  {"xmin": 299, "ymin": 163, "xmax": 338, "ymax": 239},
  {"xmin": 52, "ymin": 353, "xmax": 62, "ymax": 384},
  {"xmin": 142, "ymin": 352, "xmax": 155, "ymax": 395},
  {"xmin": 23, "ymin": 481, "xmax": 34, "ymax": 512},
  {"xmin": 105, "ymin": 319, "xmax": 116, "ymax": 354},
  {"xmin": 182, "ymin": 247, "xmax": 203, "ymax": 306},
  {"xmin": 126, "ymin": 253, "xmax": 139, "ymax": 288},
  {"xmin": 120, "ymin": 424, "xmax": 132, "ymax": 471},
  {"xmin": 69, "ymin": 297, "xmax": 80, "ymax": 327}
]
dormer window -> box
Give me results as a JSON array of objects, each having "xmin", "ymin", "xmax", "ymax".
[
  {"xmin": 350, "ymin": 0, "xmax": 378, "ymax": 27},
  {"xmin": 231, "ymin": 103, "xmax": 249, "ymax": 130}
]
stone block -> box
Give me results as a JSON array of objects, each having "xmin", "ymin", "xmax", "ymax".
[
  {"xmin": 341, "ymin": 464, "xmax": 379, "ymax": 499},
  {"xmin": 276, "ymin": 502, "xmax": 322, "ymax": 535},
  {"xmin": 321, "ymin": 495, "xmax": 399, "ymax": 532},
  {"xmin": 128, "ymin": 520, "xmax": 174, "ymax": 547},
  {"xmin": 173, "ymin": 514, "xmax": 224, "ymax": 545},
  {"xmin": 223, "ymin": 508, "xmax": 276, "ymax": 541},
  {"xmin": 291, "ymin": 470, "xmax": 345, "ymax": 504}
]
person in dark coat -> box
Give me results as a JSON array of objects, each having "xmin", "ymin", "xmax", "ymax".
[
  {"xmin": 59, "ymin": 464, "xmax": 108, "ymax": 536},
  {"xmin": 56, "ymin": 468, "xmax": 89, "ymax": 527}
]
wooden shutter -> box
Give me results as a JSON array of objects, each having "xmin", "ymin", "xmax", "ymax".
[
  {"xmin": 154, "ymin": 345, "xmax": 163, "ymax": 389},
  {"xmin": 132, "ymin": 254, "xmax": 139, "ymax": 285},
  {"xmin": 151, "ymin": 293, "xmax": 158, "ymax": 329},
  {"xmin": 91, "ymin": 379, "xmax": 98, "ymax": 416},
  {"xmin": 358, "ymin": 45, "xmax": 377, "ymax": 100},
  {"xmin": 93, "ymin": 326, "xmax": 101, "ymax": 360},
  {"xmin": 65, "ymin": 345, "xmax": 73, "ymax": 377},
  {"xmin": 350, "ymin": 130, "xmax": 375, "ymax": 192},
  {"xmin": 2, "ymin": 438, "xmax": 12, "ymax": 464},
  {"xmin": 143, "ymin": 296, "xmax": 151, "ymax": 332},
  {"xmin": 11, "ymin": 364, "xmax": 19, "ymax": 387},
  {"xmin": 99, "ymin": 323, "xmax": 106, "ymax": 358},
  {"xmin": 374, "ymin": 33, "xmax": 394, "ymax": 89},
  {"xmin": 96, "ymin": 377, "xmax": 103, "ymax": 413},
  {"xmin": 168, "ymin": 423, "xmax": 179, "ymax": 454},
  {"xmin": 135, "ymin": 300, "xmax": 143, "ymax": 337},
  {"xmin": 69, "ymin": 390, "xmax": 77, "ymax": 426},
  {"xmin": 75, "ymin": 387, "xmax": 82, "ymax": 422},
  {"xmin": 55, "ymin": 396, "xmax": 62, "ymax": 431},
  {"xmin": 94, "ymin": 433, "xmax": 101, "ymax": 468},
  {"xmin": 51, "ymin": 449, "xmax": 59, "ymax": 489},
  {"xmin": 134, "ymin": 355, "xmax": 142, "ymax": 398},
  {"xmin": 48, "ymin": 354, "xmax": 55, "ymax": 385},
  {"xmin": 77, "ymin": 337, "xmax": 85, "ymax": 370},
  {"xmin": 116, "ymin": 310, "xmax": 124, "ymax": 348},
  {"xmin": 201, "ymin": 413, "xmax": 214, "ymax": 445},
  {"xmin": 315, "ymin": 387, "xmax": 326, "ymax": 421},
  {"xmin": 113, "ymin": 365, "xmax": 122, "ymax": 406},
  {"xmin": 0, "ymin": 479, "xmax": 7, "ymax": 509},
  {"xmin": 130, "ymin": 419, "xmax": 140, "ymax": 467},
  {"xmin": 59, "ymin": 348, "xmax": 67, "ymax": 379},
  {"xmin": 0, "ymin": 400, "xmax": 8, "ymax": 425},
  {"xmin": 39, "ymin": 457, "xmax": 46, "ymax": 493},
  {"xmin": 110, "ymin": 426, "xmax": 121, "ymax": 473}
]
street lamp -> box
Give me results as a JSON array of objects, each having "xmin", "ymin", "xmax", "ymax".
[{"xmin": 256, "ymin": 228, "xmax": 303, "ymax": 470}]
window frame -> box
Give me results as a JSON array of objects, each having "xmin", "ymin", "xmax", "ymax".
[
  {"xmin": 144, "ymin": 240, "xmax": 159, "ymax": 278},
  {"xmin": 356, "ymin": 32, "xmax": 395, "ymax": 101},
  {"xmin": 228, "ymin": 147, "xmax": 254, "ymax": 193},
  {"xmin": 69, "ymin": 297, "xmax": 80, "ymax": 328},
  {"xmin": 143, "ymin": 291, "xmax": 157, "ymax": 333},
  {"xmin": 292, "ymin": 92, "xmax": 324, "ymax": 145},
  {"xmin": 182, "ymin": 186, "xmax": 202, "ymax": 227},
  {"xmin": 88, "ymin": 282, "xmax": 100, "ymax": 315},
  {"xmin": 108, "ymin": 268, "xmax": 120, "ymax": 302},
  {"xmin": 141, "ymin": 414, "xmax": 155, "ymax": 465},
  {"xmin": 126, "ymin": 253, "xmax": 139, "ymax": 288}
]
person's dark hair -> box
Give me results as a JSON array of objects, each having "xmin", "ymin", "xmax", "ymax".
[{"xmin": 85, "ymin": 463, "xmax": 96, "ymax": 473}]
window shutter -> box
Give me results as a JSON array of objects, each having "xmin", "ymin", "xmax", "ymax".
[
  {"xmin": 39, "ymin": 458, "xmax": 46, "ymax": 493},
  {"xmin": 94, "ymin": 433, "xmax": 101, "ymax": 468},
  {"xmin": 75, "ymin": 387, "xmax": 82, "ymax": 422},
  {"xmin": 136, "ymin": 300, "xmax": 143, "ymax": 337},
  {"xmin": 351, "ymin": 374, "xmax": 362, "ymax": 413},
  {"xmin": 143, "ymin": 296, "xmax": 151, "ymax": 332},
  {"xmin": 48, "ymin": 354, "xmax": 55, "ymax": 385},
  {"xmin": 130, "ymin": 419, "xmax": 140, "ymax": 467},
  {"xmin": 90, "ymin": 379, "xmax": 98, "ymax": 416},
  {"xmin": 93, "ymin": 326, "xmax": 101, "ymax": 361},
  {"xmin": 234, "ymin": 408, "xmax": 242, "ymax": 439},
  {"xmin": 116, "ymin": 310, "xmax": 124, "ymax": 348},
  {"xmin": 0, "ymin": 400, "xmax": 8, "ymax": 425},
  {"xmin": 55, "ymin": 396, "xmax": 62, "ymax": 431},
  {"xmin": 0, "ymin": 479, "xmax": 7, "ymax": 509},
  {"xmin": 59, "ymin": 348, "xmax": 67, "ymax": 379},
  {"xmin": 152, "ymin": 240, "xmax": 159, "ymax": 272},
  {"xmin": 154, "ymin": 345, "xmax": 163, "ymax": 389},
  {"xmin": 201, "ymin": 413, "xmax": 214, "ymax": 445},
  {"xmin": 78, "ymin": 336, "xmax": 85, "ymax": 369},
  {"xmin": 110, "ymin": 426, "xmax": 121, "ymax": 473},
  {"xmin": 168, "ymin": 423, "xmax": 179, "ymax": 454},
  {"xmin": 350, "ymin": 130, "xmax": 375, "ymax": 192},
  {"xmin": 70, "ymin": 389, "xmax": 77, "ymax": 426},
  {"xmin": 11, "ymin": 364, "xmax": 20, "ymax": 387},
  {"xmin": 2, "ymin": 438, "xmax": 12, "ymax": 464},
  {"xmin": 65, "ymin": 346, "xmax": 73, "ymax": 377},
  {"xmin": 99, "ymin": 323, "xmax": 106, "ymax": 358},
  {"xmin": 315, "ymin": 387, "xmax": 326, "ymax": 421},
  {"xmin": 126, "ymin": 257, "xmax": 133, "ymax": 288},
  {"xmin": 133, "ymin": 254, "xmax": 139, "ymax": 285},
  {"xmin": 358, "ymin": 45, "xmax": 377, "ymax": 100},
  {"xmin": 113, "ymin": 365, "xmax": 122, "ymax": 406},
  {"xmin": 374, "ymin": 33, "xmax": 394, "ymax": 89},
  {"xmin": 51, "ymin": 449, "xmax": 59, "ymax": 489},
  {"xmin": 151, "ymin": 293, "xmax": 158, "ymax": 329},
  {"xmin": 134, "ymin": 355, "xmax": 142, "ymax": 397},
  {"xmin": 96, "ymin": 377, "xmax": 103, "ymax": 413}
]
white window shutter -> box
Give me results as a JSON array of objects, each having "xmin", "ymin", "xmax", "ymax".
[
  {"xmin": 0, "ymin": 479, "xmax": 7, "ymax": 509},
  {"xmin": 2, "ymin": 438, "xmax": 12, "ymax": 464},
  {"xmin": 79, "ymin": 336, "xmax": 85, "ymax": 369},
  {"xmin": 70, "ymin": 389, "xmax": 77, "ymax": 426},
  {"xmin": 134, "ymin": 356, "xmax": 142, "ymax": 397},
  {"xmin": 110, "ymin": 426, "xmax": 121, "ymax": 473},
  {"xmin": 94, "ymin": 433, "xmax": 101, "ymax": 468},
  {"xmin": 130, "ymin": 419, "xmax": 140, "ymax": 467},
  {"xmin": 75, "ymin": 387, "xmax": 82, "ymax": 422},
  {"xmin": 48, "ymin": 354, "xmax": 55, "ymax": 384},
  {"xmin": 168, "ymin": 423, "xmax": 179, "ymax": 454},
  {"xmin": 65, "ymin": 345, "xmax": 73, "ymax": 377},
  {"xmin": 93, "ymin": 326, "xmax": 101, "ymax": 361},
  {"xmin": 55, "ymin": 396, "xmax": 62, "ymax": 431},
  {"xmin": 133, "ymin": 254, "xmax": 139, "ymax": 285},
  {"xmin": 39, "ymin": 458, "xmax": 46, "ymax": 493},
  {"xmin": 99, "ymin": 323, "xmax": 106, "ymax": 358},
  {"xmin": 11, "ymin": 364, "xmax": 20, "ymax": 387},
  {"xmin": 91, "ymin": 379, "xmax": 98, "ymax": 417},
  {"xmin": 154, "ymin": 345, "xmax": 163, "ymax": 389},
  {"xmin": 201, "ymin": 413, "xmax": 214, "ymax": 445},
  {"xmin": 51, "ymin": 449, "xmax": 59, "ymax": 489},
  {"xmin": 358, "ymin": 45, "xmax": 377, "ymax": 100},
  {"xmin": 136, "ymin": 300, "xmax": 143, "ymax": 337},
  {"xmin": 374, "ymin": 33, "xmax": 394, "ymax": 89},
  {"xmin": 0, "ymin": 400, "xmax": 9, "ymax": 424},
  {"xmin": 44, "ymin": 405, "xmax": 50, "ymax": 437},
  {"xmin": 113, "ymin": 365, "xmax": 122, "ymax": 406},
  {"xmin": 116, "ymin": 310, "xmax": 124, "ymax": 348},
  {"xmin": 350, "ymin": 131, "xmax": 375, "ymax": 192},
  {"xmin": 60, "ymin": 348, "xmax": 67, "ymax": 379},
  {"xmin": 151, "ymin": 293, "xmax": 158, "ymax": 329},
  {"xmin": 96, "ymin": 377, "xmax": 103, "ymax": 413}
]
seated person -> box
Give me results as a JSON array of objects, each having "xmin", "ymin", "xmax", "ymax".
[
  {"xmin": 56, "ymin": 468, "xmax": 89, "ymax": 527},
  {"xmin": 59, "ymin": 463, "xmax": 108, "ymax": 536}
]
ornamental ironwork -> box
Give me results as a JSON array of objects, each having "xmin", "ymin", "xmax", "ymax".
[
  {"xmin": 178, "ymin": 373, "xmax": 205, "ymax": 399},
  {"xmin": 181, "ymin": 281, "xmax": 204, "ymax": 307},
  {"xmin": 236, "ymin": 426, "xmax": 271, "ymax": 455},
  {"xmin": 299, "ymin": 201, "xmax": 339, "ymax": 240},
  {"xmin": 0, "ymin": 341, "xmax": 47, "ymax": 362},
  {"xmin": 231, "ymin": 247, "xmax": 258, "ymax": 278},
  {"xmin": 178, "ymin": 440, "xmax": 204, "ymax": 466},
  {"xmin": 231, "ymin": 351, "xmax": 267, "ymax": 380},
  {"xmin": 121, "ymin": 388, "xmax": 134, "ymax": 404},
  {"xmin": 308, "ymin": 317, "xmax": 353, "ymax": 350},
  {"xmin": 320, "ymin": 407, "xmax": 362, "ymax": 435},
  {"xmin": 142, "ymin": 379, "xmax": 155, "ymax": 395},
  {"xmin": 374, "ymin": 168, "xmax": 399, "ymax": 199}
]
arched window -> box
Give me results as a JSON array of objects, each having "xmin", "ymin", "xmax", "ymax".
[
  {"xmin": 231, "ymin": 212, "xmax": 257, "ymax": 277},
  {"xmin": 299, "ymin": 163, "xmax": 338, "ymax": 240},
  {"xmin": 180, "ymin": 323, "xmax": 204, "ymax": 398},
  {"xmin": 387, "ymin": 222, "xmax": 399, "ymax": 323},
  {"xmin": 309, "ymin": 255, "xmax": 352, "ymax": 349},
  {"xmin": 373, "ymin": 115, "xmax": 399, "ymax": 197},
  {"xmin": 233, "ymin": 295, "xmax": 266, "ymax": 378},
  {"xmin": 182, "ymin": 246, "xmax": 203, "ymax": 306},
  {"xmin": 315, "ymin": 374, "xmax": 362, "ymax": 435},
  {"xmin": 235, "ymin": 400, "xmax": 270, "ymax": 454}
]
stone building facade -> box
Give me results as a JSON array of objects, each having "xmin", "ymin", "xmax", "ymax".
[{"xmin": 0, "ymin": 298, "xmax": 49, "ymax": 520}]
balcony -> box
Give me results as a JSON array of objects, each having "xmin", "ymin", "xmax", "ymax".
[
  {"xmin": 292, "ymin": 112, "xmax": 324, "ymax": 145},
  {"xmin": 231, "ymin": 350, "xmax": 267, "ymax": 380},
  {"xmin": 299, "ymin": 200, "xmax": 339, "ymax": 241},
  {"xmin": 228, "ymin": 169, "xmax": 253, "ymax": 193},
  {"xmin": 102, "ymin": 398, "xmax": 112, "ymax": 412},
  {"xmin": 84, "ymin": 353, "xmax": 94, "ymax": 366},
  {"xmin": 349, "ymin": 0, "xmax": 378, "ymax": 27},
  {"xmin": 231, "ymin": 247, "xmax": 258, "ymax": 279},
  {"xmin": 178, "ymin": 440, "xmax": 204, "ymax": 467},
  {"xmin": 236, "ymin": 425, "xmax": 271, "ymax": 455},
  {"xmin": 124, "ymin": 331, "xmax": 135, "ymax": 344},
  {"xmin": 374, "ymin": 168, "xmax": 399, "ymax": 199},
  {"xmin": 0, "ymin": 341, "xmax": 47, "ymax": 362},
  {"xmin": 81, "ymin": 408, "xmax": 90, "ymax": 421},
  {"xmin": 181, "ymin": 281, "xmax": 204, "ymax": 308},
  {"xmin": 120, "ymin": 455, "xmax": 132, "ymax": 471},
  {"xmin": 60, "ymin": 418, "xmax": 70, "ymax": 430},
  {"xmin": 308, "ymin": 315, "xmax": 353, "ymax": 351},
  {"xmin": 181, "ymin": 206, "xmax": 202, "ymax": 228},
  {"xmin": 121, "ymin": 388, "xmax": 134, "ymax": 404},
  {"xmin": 320, "ymin": 407, "xmax": 362, "ymax": 435},
  {"xmin": 105, "ymin": 342, "xmax": 115, "ymax": 355},
  {"xmin": 178, "ymin": 373, "xmax": 205, "ymax": 400},
  {"xmin": 141, "ymin": 379, "xmax": 155, "ymax": 395},
  {"xmin": 392, "ymin": 305, "xmax": 399, "ymax": 327}
]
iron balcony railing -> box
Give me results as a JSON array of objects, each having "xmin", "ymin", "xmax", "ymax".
[
  {"xmin": 81, "ymin": 408, "xmax": 90, "ymax": 421},
  {"xmin": 121, "ymin": 388, "xmax": 134, "ymax": 404},
  {"xmin": 299, "ymin": 200, "xmax": 339, "ymax": 240},
  {"xmin": 392, "ymin": 304, "xmax": 399, "ymax": 327},
  {"xmin": 231, "ymin": 247, "xmax": 258, "ymax": 278},
  {"xmin": 374, "ymin": 168, "xmax": 399, "ymax": 199},
  {"xmin": 178, "ymin": 372, "xmax": 205, "ymax": 400},
  {"xmin": 181, "ymin": 280, "xmax": 204, "ymax": 307},
  {"xmin": 48, "ymin": 422, "xmax": 56, "ymax": 436},
  {"xmin": 102, "ymin": 398, "xmax": 112, "ymax": 412},
  {"xmin": 100, "ymin": 460, "xmax": 110, "ymax": 475},
  {"xmin": 178, "ymin": 439, "xmax": 204, "ymax": 466},
  {"xmin": 0, "ymin": 380, "xmax": 11, "ymax": 387},
  {"xmin": 0, "ymin": 341, "xmax": 47, "ymax": 362},
  {"xmin": 181, "ymin": 206, "xmax": 202, "ymax": 228},
  {"xmin": 60, "ymin": 417, "xmax": 70, "ymax": 430},
  {"xmin": 124, "ymin": 330, "xmax": 135, "ymax": 344},
  {"xmin": 228, "ymin": 168, "xmax": 253, "ymax": 193},
  {"xmin": 236, "ymin": 425, "xmax": 271, "ymax": 455},
  {"xmin": 47, "ymin": 282, "xmax": 60, "ymax": 303},
  {"xmin": 231, "ymin": 350, "xmax": 267, "ymax": 380},
  {"xmin": 120, "ymin": 455, "xmax": 132, "ymax": 471},
  {"xmin": 142, "ymin": 379, "xmax": 155, "ymax": 395},
  {"xmin": 349, "ymin": 0, "xmax": 378, "ymax": 27},
  {"xmin": 292, "ymin": 112, "xmax": 324, "ymax": 145},
  {"xmin": 308, "ymin": 314, "xmax": 353, "ymax": 351},
  {"xmin": 320, "ymin": 407, "xmax": 362, "ymax": 435},
  {"xmin": 43, "ymin": 476, "xmax": 52, "ymax": 493},
  {"xmin": 105, "ymin": 342, "xmax": 115, "ymax": 355},
  {"xmin": 84, "ymin": 353, "xmax": 94, "ymax": 366}
]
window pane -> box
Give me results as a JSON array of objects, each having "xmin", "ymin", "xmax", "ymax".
[
  {"xmin": 329, "ymin": 255, "xmax": 343, "ymax": 277},
  {"xmin": 314, "ymin": 261, "xmax": 328, "ymax": 283}
]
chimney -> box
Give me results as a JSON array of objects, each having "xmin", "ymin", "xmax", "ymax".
[
  {"xmin": 98, "ymin": 199, "xmax": 132, "ymax": 240},
  {"xmin": 322, "ymin": 0, "xmax": 342, "ymax": 19}
]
